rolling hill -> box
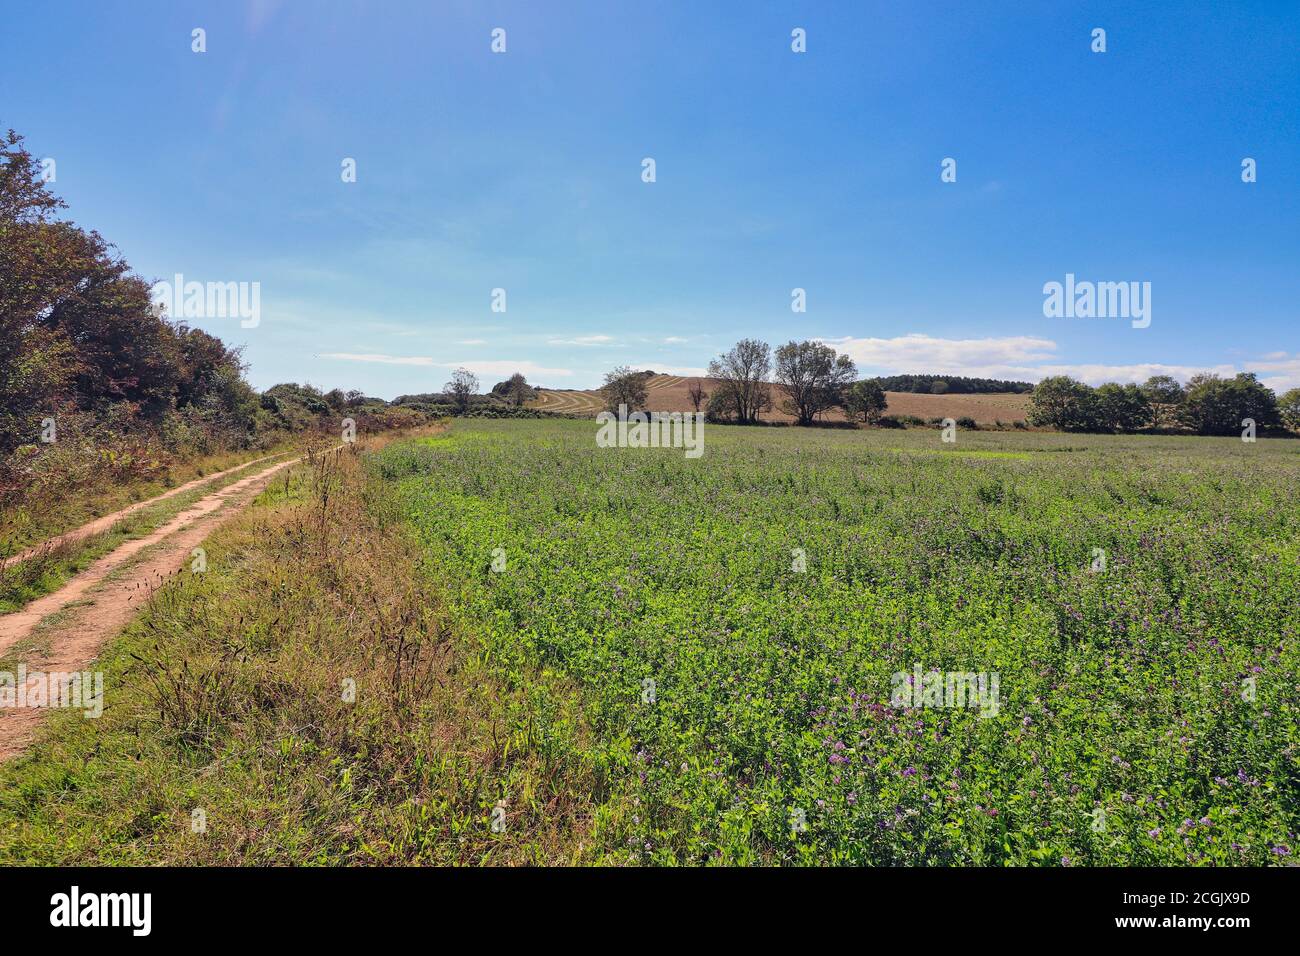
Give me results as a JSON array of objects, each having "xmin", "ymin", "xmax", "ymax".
[{"xmin": 529, "ymin": 374, "xmax": 1030, "ymax": 424}]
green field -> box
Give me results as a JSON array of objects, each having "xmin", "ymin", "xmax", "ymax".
[{"xmin": 377, "ymin": 419, "xmax": 1300, "ymax": 865}]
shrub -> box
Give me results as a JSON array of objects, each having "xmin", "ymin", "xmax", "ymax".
[
  {"xmin": 1280, "ymin": 388, "xmax": 1300, "ymax": 432},
  {"xmin": 1178, "ymin": 373, "xmax": 1280, "ymax": 436},
  {"xmin": 844, "ymin": 380, "xmax": 888, "ymax": 425}
]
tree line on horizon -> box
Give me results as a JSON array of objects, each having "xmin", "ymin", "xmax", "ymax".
[
  {"xmin": 1027, "ymin": 373, "xmax": 1300, "ymax": 436},
  {"xmin": 589, "ymin": 340, "xmax": 1300, "ymax": 437},
  {"xmin": 867, "ymin": 373, "xmax": 1034, "ymax": 395},
  {"xmin": 598, "ymin": 340, "xmax": 886, "ymax": 427},
  {"xmin": 7, "ymin": 112, "xmax": 1296, "ymax": 481}
]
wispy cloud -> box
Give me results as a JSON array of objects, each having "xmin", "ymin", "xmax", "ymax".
[
  {"xmin": 628, "ymin": 362, "xmax": 708, "ymax": 378},
  {"xmin": 1249, "ymin": 351, "xmax": 1300, "ymax": 393},
  {"xmin": 322, "ymin": 341, "xmax": 1298, "ymax": 393},
  {"xmin": 321, "ymin": 352, "xmax": 436, "ymax": 366},
  {"xmin": 820, "ymin": 335, "xmax": 1298, "ymax": 390},
  {"xmin": 457, "ymin": 360, "xmax": 574, "ymax": 380},
  {"xmin": 1033, "ymin": 362, "xmax": 1239, "ymax": 386},
  {"xmin": 546, "ymin": 334, "xmax": 616, "ymax": 347},
  {"xmin": 320, "ymin": 353, "xmax": 573, "ymax": 380},
  {"xmin": 824, "ymin": 334, "xmax": 1057, "ymax": 376}
]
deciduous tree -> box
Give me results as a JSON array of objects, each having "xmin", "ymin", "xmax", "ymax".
[
  {"xmin": 844, "ymin": 380, "xmax": 888, "ymax": 425},
  {"xmin": 444, "ymin": 367, "xmax": 480, "ymax": 414},
  {"xmin": 1139, "ymin": 375, "xmax": 1184, "ymax": 429},
  {"xmin": 707, "ymin": 339, "xmax": 771, "ymax": 424},
  {"xmin": 600, "ymin": 366, "xmax": 647, "ymax": 413},
  {"xmin": 1278, "ymin": 387, "xmax": 1300, "ymax": 431},
  {"xmin": 687, "ymin": 379, "xmax": 707, "ymax": 412},
  {"xmin": 773, "ymin": 340, "xmax": 857, "ymax": 425},
  {"xmin": 1027, "ymin": 376, "xmax": 1098, "ymax": 432},
  {"xmin": 1178, "ymin": 373, "xmax": 1279, "ymax": 436}
]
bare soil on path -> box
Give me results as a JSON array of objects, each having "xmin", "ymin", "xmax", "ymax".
[
  {"xmin": 1, "ymin": 450, "xmax": 284, "ymax": 569},
  {"xmin": 0, "ymin": 450, "xmax": 327, "ymax": 759}
]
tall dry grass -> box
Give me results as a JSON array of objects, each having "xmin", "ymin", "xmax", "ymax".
[{"xmin": 0, "ymin": 426, "xmax": 605, "ymax": 865}]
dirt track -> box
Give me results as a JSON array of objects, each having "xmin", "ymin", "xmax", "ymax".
[
  {"xmin": 0, "ymin": 450, "xmax": 322, "ymax": 759},
  {"xmin": 1, "ymin": 450, "xmax": 283, "ymax": 569}
]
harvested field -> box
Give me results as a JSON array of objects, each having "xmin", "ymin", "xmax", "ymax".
[{"xmin": 530, "ymin": 374, "xmax": 1030, "ymax": 424}]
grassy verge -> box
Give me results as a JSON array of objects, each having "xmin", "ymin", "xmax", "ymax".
[
  {"xmin": 0, "ymin": 442, "xmax": 304, "ymax": 559},
  {"xmin": 0, "ymin": 430, "xmax": 606, "ymax": 865},
  {"xmin": 0, "ymin": 449, "xmax": 301, "ymax": 613}
]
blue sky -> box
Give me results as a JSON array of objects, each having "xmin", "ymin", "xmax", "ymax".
[{"xmin": 4, "ymin": 1, "xmax": 1298, "ymax": 396}]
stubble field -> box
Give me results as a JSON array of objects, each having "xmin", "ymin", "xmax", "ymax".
[{"xmin": 530, "ymin": 374, "xmax": 1031, "ymax": 424}]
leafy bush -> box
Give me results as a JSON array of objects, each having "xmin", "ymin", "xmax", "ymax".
[
  {"xmin": 1029, "ymin": 373, "xmax": 1280, "ymax": 437},
  {"xmin": 1178, "ymin": 373, "xmax": 1280, "ymax": 436}
]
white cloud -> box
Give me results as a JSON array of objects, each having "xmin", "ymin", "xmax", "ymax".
[
  {"xmin": 822, "ymin": 334, "xmax": 1057, "ymax": 377},
  {"xmin": 1250, "ymin": 352, "xmax": 1300, "ymax": 393},
  {"xmin": 819, "ymin": 335, "xmax": 1299, "ymax": 390},
  {"xmin": 321, "ymin": 352, "xmax": 436, "ymax": 366},
  {"xmin": 458, "ymin": 338, "xmax": 488, "ymax": 346},
  {"xmin": 321, "ymin": 341, "xmax": 1300, "ymax": 394},
  {"xmin": 457, "ymin": 360, "xmax": 574, "ymax": 379},
  {"xmin": 320, "ymin": 353, "xmax": 573, "ymax": 379},
  {"xmin": 627, "ymin": 362, "xmax": 709, "ymax": 378},
  {"xmin": 663, "ymin": 336, "xmax": 689, "ymax": 345},
  {"xmin": 547, "ymin": 334, "xmax": 616, "ymax": 347},
  {"xmin": 1032, "ymin": 362, "xmax": 1237, "ymax": 386}
]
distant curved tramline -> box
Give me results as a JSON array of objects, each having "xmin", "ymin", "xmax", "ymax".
[{"xmin": 530, "ymin": 373, "xmax": 689, "ymax": 414}]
